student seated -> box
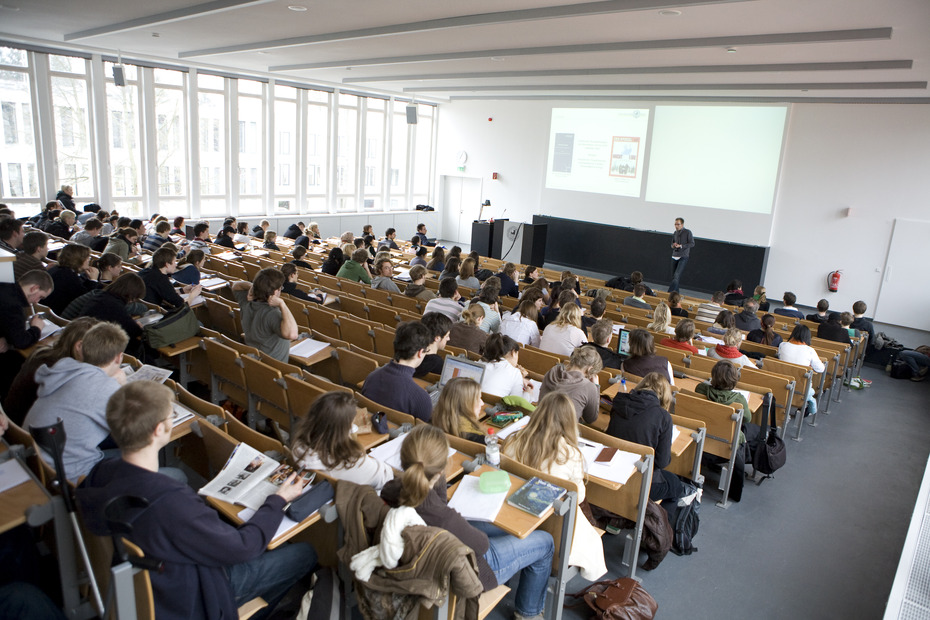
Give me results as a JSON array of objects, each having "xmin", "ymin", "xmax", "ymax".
[
  {"xmin": 169, "ymin": 216, "xmax": 185, "ymax": 237},
  {"xmin": 647, "ymin": 302, "xmax": 675, "ymax": 335},
  {"xmin": 380, "ymin": 425, "xmax": 553, "ymax": 620},
  {"xmin": 172, "ymin": 249, "xmax": 206, "ymax": 286},
  {"xmin": 43, "ymin": 244, "xmax": 101, "ymax": 314},
  {"xmin": 141, "ymin": 247, "xmax": 201, "ymax": 309},
  {"xmin": 232, "ymin": 222, "xmax": 250, "ymax": 244},
  {"xmin": 694, "ymin": 291, "xmax": 726, "ymax": 324},
  {"xmin": 76, "ymin": 273, "xmax": 146, "ymax": 352},
  {"xmin": 104, "ymin": 227, "xmax": 141, "ymax": 262},
  {"xmin": 667, "ymin": 291, "xmax": 689, "ymax": 318},
  {"xmin": 214, "ymin": 225, "xmax": 237, "ymax": 249},
  {"xmin": 607, "ymin": 372, "xmax": 694, "ymax": 510},
  {"xmin": 468, "ymin": 277, "xmax": 503, "ymax": 334},
  {"xmin": 500, "ymin": 298, "xmax": 542, "ymax": 347},
  {"xmin": 381, "ymin": 227, "xmax": 400, "ymax": 250},
  {"xmin": 141, "ymin": 220, "xmax": 171, "ymax": 253},
  {"xmin": 817, "ymin": 312, "xmax": 852, "ymax": 345},
  {"xmin": 433, "ymin": 251, "xmax": 452, "ymax": 277},
  {"xmin": 262, "ymin": 231, "xmax": 280, "ymax": 251},
  {"xmin": 778, "ymin": 324, "xmax": 825, "ymax": 416},
  {"xmin": 746, "ymin": 313, "xmax": 783, "ymax": 348},
  {"xmin": 320, "ymin": 247, "xmax": 345, "ymax": 276},
  {"xmin": 290, "ymin": 245, "xmax": 313, "ymax": 269},
  {"xmin": 539, "ymin": 345, "xmax": 602, "ymax": 423},
  {"xmin": 92, "ymin": 253, "xmax": 124, "ymax": 286},
  {"xmin": 13, "ymin": 231, "xmax": 49, "ymax": 282},
  {"xmin": 480, "ymin": 334, "xmax": 531, "ymax": 399},
  {"xmin": 414, "ymin": 312, "xmax": 452, "ymax": 378},
  {"xmin": 232, "ymin": 269, "xmax": 299, "ymax": 363},
  {"xmin": 371, "ymin": 257, "xmax": 401, "ymax": 292},
  {"xmin": 850, "ymin": 300, "xmax": 876, "ymax": 348},
  {"xmin": 0, "ymin": 270, "xmax": 53, "ymax": 395},
  {"xmin": 622, "ymin": 284, "xmax": 652, "ymax": 311},
  {"xmin": 335, "ymin": 248, "xmax": 372, "ymax": 284},
  {"xmin": 280, "ymin": 263, "xmax": 324, "ymax": 304},
  {"xmin": 448, "ymin": 304, "xmax": 488, "ymax": 356},
  {"xmin": 77, "ymin": 381, "xmax": 317, "ymax": 620},
  {"xmin": 188, "ymin": 222, "xmax": 212, "ymax": 255},
  {"xmin": 431, "ymin": 376, "xmax": 486, "ymax": 443},
  {"xmin": 707, "ymin": 309, "xmax": 736, "ymax": 335},
  {"xmin": 283, "ymin": 221, "xmax": 304, "ymax": 240},
  {"xmin": 724, "ymin": 279, "xmax": 747, "ymax": 306},
  {"xmin": 734, "ymin": 299, "xmax": 761, "ymax": 331},
  {"xmin": 579, "ymin": 296, "xmax": 604, "ymax": 336},
  {"xmin": 24, "ymin": 322, "xmax": 128, "ymax": 482},
  {"xmin": 503, "ymin": 392, "xmax": 607, "ymax": 582},
  {"xmin": 774, "ymin": 291, "xmax": 805, "ymax": 320},
  {"xmin": 494, "ymin": 262, "xmax": 520, "ymax": 298},
  {"xmin": 455, "ymin": 257, "xmax": 481, "ymax": 290},
  {"xmin": 708, "ymin": 328, "xmax": 757, "ymax": 368},
  {"xmin": 539, "ymin": 303, "xmax": 588, "ymax": 357},
  {"xmin": 584, "ymin": 318, "xmax": 623, "ymax": 370},
  {"xmin": 621, "ymin": 328, "xmax": 674, "ymax": 384},
  {"xmin": 807, "ymin": 299, "xmax": 830, "ymax": 324},
  {"xmin": 403, "ymin": 265, "xmax": 436, "ymax": 302},
  {"xmin": 361, "ymin": 321, "xmax": 433, "ymax": 422},
  {"xmin": 623, "ymin": 270, "xmax": 654, "ymax": 297},
  {"xmin": 409, "ymin": 245, "xmax": 429, "ymax": 268},
  {"xmin": 660, "ymin": 318, "xmax": 700, "ymax": 355},
  {"xmin": 71, "ymin": 217, "xmax": 105, "ymax": 250},
  {"xmin": 414, "ymin": 223, "xmax": 435, "ymax": 247},
  {"xmin": 291, "ymin": 391, "xmax": 394, "ymax": 490},
  {"xmin": 252, "ymin": 219, "xmax": 270, "ymax": 239},
  {"xmin": 4, "ymin": 317, "xmax": 98, "ymax": 426},
  {"xmin": 695, "ymin": 360, "xmax": 752, "ymax": 443},
  {"xmin": 424, "ymin": 277, "xmax": 465, "ymax": 322}
]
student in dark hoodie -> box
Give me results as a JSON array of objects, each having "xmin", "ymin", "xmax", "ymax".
[
  {"xmin": 77, "ymin": 381, "xmax": 316, "ymax": 620},
  {"xmin": 607, "ymin": 372, "xmax": 689, "ymax": 506}
]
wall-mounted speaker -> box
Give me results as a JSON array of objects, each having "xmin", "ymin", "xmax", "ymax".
[
  {"xmin": 406, "ymin": 105, "xmax": 418, "ymax": 124},
  {"xmin": 112, "ymin": 65, "xmax": 126, "ymax": 87}
]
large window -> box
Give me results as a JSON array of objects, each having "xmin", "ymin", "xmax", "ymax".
[
  {"xmin": 335, "ymin": 93, "xmax": 359, "ymax": 212},
  {"xmin": 154, "ymin": 68, "xmax": 188, "ymax": 215},
  {"xmin": 0, "ymin": 47, "xmax": 40, "ymax": 208},
  {"xmin": 50, "ymin": 55, "xmax": 95, "ymax": 199},
  {"xmin": 0, "ymin": 44, "xmax": 437, "ymax": 220}
]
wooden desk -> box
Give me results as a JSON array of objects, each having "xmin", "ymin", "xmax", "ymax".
[
  {"xmin": 601, "ymin": 373, "xmax": 764, "ymax": 414},
  {"xmin": 205, "ymin": 495, "xmax": 322, "ymax": 550},
  {"xmin": 157, "ymin": 336, "xmax": 203, "ymax": 388},
  {"xmin": 288, "ymin": 343, "xmax": 334, "ymax": 368},
  {"xmin": 0, "ymin": 443, "xmax": 50, "ymax": 535},
  {"xmin": 447, "ymin": 465, "xmax": 551, "ymax": 540}
]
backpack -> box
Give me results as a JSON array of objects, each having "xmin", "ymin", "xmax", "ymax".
[
  {"xmin": 667, "ymin": 485, "xmax": 700, "ymax": 556},
  {"xmin": 890, "ymin": 360, "xmax": 914, "ymax": 380}
]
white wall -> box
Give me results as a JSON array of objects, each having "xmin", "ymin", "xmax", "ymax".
[{"xmin": 436, "ymin": 100, "xmax": 930, "ymax": 325}]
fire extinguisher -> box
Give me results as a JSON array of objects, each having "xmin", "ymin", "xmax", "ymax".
[{"xmin": 827, "ymin": 270, "xmax": 841, "ymax": 292}]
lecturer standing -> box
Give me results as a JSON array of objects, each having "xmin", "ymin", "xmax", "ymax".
[{"xmin": 669, "ymin": 217, "xmax": 694, "ymax": 293}]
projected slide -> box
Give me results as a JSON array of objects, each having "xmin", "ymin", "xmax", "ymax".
[
  {"xmin": 645, "ymin": 105, "xmax": 787, "ymax": 214},
  {"xmin": 545, "ymin": 108, "xmax": 650, "ymax": 197}
]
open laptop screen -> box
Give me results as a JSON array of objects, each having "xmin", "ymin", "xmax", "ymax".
[
  {"xmin": 439, "ymin": 356, "xmax": 486, "ymax": 388},
  {"xmin": 617, "ymin": 328, "xmax": 631, "ymax": 356},
  {"xmin": 184, "ymin": 225, "xmax": 195, "ymax": 240}
]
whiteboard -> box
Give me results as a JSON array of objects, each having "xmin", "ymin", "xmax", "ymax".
[{"xmin": 875, "ymin": 219, "xmax": 930, "ymax": 331}]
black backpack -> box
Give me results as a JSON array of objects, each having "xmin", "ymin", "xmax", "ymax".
[
  {"xmin": 890, "ymin": 360, "xmax": 914, "ymax": 380},
  {"xmin": 667, "ymin": 484, "xmax": 700, "ymax": 556}
]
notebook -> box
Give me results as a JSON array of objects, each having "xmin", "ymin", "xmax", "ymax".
[{"xmin": 428, "ymin": 356, "xmax": 487, "ymax": 407}]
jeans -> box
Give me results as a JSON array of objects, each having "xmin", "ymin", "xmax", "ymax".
[
  {"xmin": 649, "ymin": 469, "xmax": 686, "ymax": 504},
  {"xmin": 669, "ymin": 256, "xmax": 688, "ymax": 293},
  {"xmin": 227, "ymin": 542, "xmax": 317, "ymax": 619},
  {"xmin": 0, "ymin": 582, "xmax": 66, "ymax": 620},
  {"xmin": 469, "ymin": 521, "xmax": 553, "ymax": 617},
  {"xmin": 899, "ymin": 350, "xmax": 930, "ymax": 375}
]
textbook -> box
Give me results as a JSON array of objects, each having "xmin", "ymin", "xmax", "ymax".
[
  {"xmin": 199, "ymin": 443, "xmax": 315, "ymax": 511},
  {"xmin": 506, "ymin": 477, "xmax": 566, "ymax": 517}
]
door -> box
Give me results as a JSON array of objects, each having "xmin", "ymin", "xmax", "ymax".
[
  {"xmin": 440, "ymin": 175, "xmax": 482, "ymax": 244},
  {"xmin": 875, "ymin": 218, "xmax": 930, "ymax": 330}
]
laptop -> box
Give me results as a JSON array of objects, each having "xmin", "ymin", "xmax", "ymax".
[
  {"xmin": 427, "ymin": 356, "xmax": 487, "ymax": 407},
  {"xmin": 616, "ymin": 328, "xmax": 632, "ymax": 358},
  {"xmin": 184, "ymin": 225, "xmax": 195, "ymax": 241}
]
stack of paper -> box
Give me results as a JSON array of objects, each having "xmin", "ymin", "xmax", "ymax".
[
  {"xmin": 578, "ymin": 439, "xmax": 639, "ymax": 485},
  {"xmin": 448, "ymin": 475, "xmax": 507, "ymax": 522},
  {"xmin": 290, "ymin": 338, "xmax": 329, "ymax": 358},
  {"xmin": 523, "ymin": 379, "xmax": 542, "ymax": 404},
  {"xmin": 199, "ymin": 277, "xmax": 228, "ymax": 290}
]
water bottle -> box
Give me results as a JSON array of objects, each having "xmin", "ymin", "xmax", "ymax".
[
  {"xmin": 620, "ymin": 377, "xmax": 627, "ymax": 393},
  {"xmin": 485, "ymin": 429, "xmax": 500, "ymax": 467}
]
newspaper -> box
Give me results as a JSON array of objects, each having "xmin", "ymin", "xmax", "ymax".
[
  {"xmin": 124, "ymin": 364, "xmax": 173, "ymax": 384},
  {"xmin": 171, "ymin": 402, "xmax": 196, "ymax": 428},
  {"xmin": 199, "ymin": 443, "xmax": 315, "ymax": 511}
]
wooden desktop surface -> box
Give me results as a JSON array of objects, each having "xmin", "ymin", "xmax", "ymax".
[
  {"xmin": 447, "ymin": 464, "xmax": 551, "ymax": 540},
  {"xmin": 0, "ymin": 442, "xmax": 50, "ymax": 535}
]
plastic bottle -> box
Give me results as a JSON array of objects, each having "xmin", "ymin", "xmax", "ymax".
[
  {"xmin": 620, "ymin": 377, "xmax": 627, "ymax": 393},
  {"xmin": 485, "ymin": 428, "xmax": 500, "ymax": 467}
]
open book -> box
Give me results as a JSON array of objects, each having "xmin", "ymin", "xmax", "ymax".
[{"xmin": 199, "ymin": 443, "xmax": 315, "ymax": 511}]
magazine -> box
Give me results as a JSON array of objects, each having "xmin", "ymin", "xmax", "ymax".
[
  {"xmin": 171, "ymin": 402, "xmax": 196, "ymax": 428},
  {"xmin": 199, "ymin": 443, "xmax": 315, "ymax": 511}
]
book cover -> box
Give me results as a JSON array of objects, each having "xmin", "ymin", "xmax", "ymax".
[{"xmin": 506, "ymin": 476, "xmax": 566, "ymax": 517}]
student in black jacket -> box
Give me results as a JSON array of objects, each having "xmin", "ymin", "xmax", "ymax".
[
  {"xmin": 320, "ymin": 247, "xmax": 344, "ymax": 276},
  {"xmin": 289, "ymin": 245, "xmax": 314, "ymax": 269},
  {"xmin": 0, "ymin": 270, "xmax": 53, "ymax": 395},
  {"xmin": 140, "ymin": 247, "xmax": 200, "ymax": 309},
  {"xmin": 214, "ymin": 226, "xmax": 236, "ymax": 248},
  {"xmin": 43, "ymin": 244, "xmax": 100, "ymax": 314},
  {"xmin": 817, "ymin": 312, "xmax": 852, "ymax": 345},
  {"xmin": 280, "ymin": 264, "xmax": 323, "ymax": 304},
  {"xmin": 78, "ymin": 273, "xmax": 146, "ymax": 350},
  {"xmin": 283, "ymin": 222, "xmax": 304, "ymax": 239}
]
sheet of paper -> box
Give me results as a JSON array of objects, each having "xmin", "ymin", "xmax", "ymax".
[
  {"xmin": 0, "ymin": 458, "xmax": 32, "ymax": 494},
  {"xmin": 137, "ymin": 312, "xmax": 163, "ymax": 327},
  {"xmin": 523, "ymin": 379, "xmax": 542, "ymax": 404},
  {"xmin": 672, "ymin": 426, "xmax": 681, "ymax": 445},
  {"xmin": 37, "ymin": 319, "xmax": 61, "ymax": 340},
  {"xmin": 199, "ymin": 277, "xmax": 228, "ymax": 290},
  {"xmin": 448, "ymin": 475, "xmax": 507, "ymax": 522},
  {"xmin": 171, "ymin": 402, "xmax": 196, "ymax": 427},
  {"xmin": 579, "ymin": 438, "xmax": 638, "ymax": 485},
  {"xmin": 495, "ymin": 415, "xmax": 530, "ymax": 441},
  {"xmin": 124, "ymin": 364, "xmax": 173, "ymax": 384},
  {"xmin": 611, "ymin": 324, "xmax": 626, "ymax": 335},
  {"xmin": 181, "ymin": 292, "xmax": 206, "ymax": 307},
  {"xmin": 214, "ymin": 251, "xmax": 239, "ymax": 260},
  {"xmin": 394, "ymin": 267, "xmax": 412, "ymax": 282},
  {"xmin": 697, "ymin": 335, "xmax": 724, "ymax": 346},
  {"xmin": 289, "ymin": 338, "xmax": 329, "ymax": 358},
  {"xmin": 734, "ymin": 389, "xmax": 752, "ymax": 403}
]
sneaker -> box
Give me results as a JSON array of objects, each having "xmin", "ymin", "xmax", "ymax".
[
  {"xmin": 911, "ymin": 374, "xmax": 927, "ymax": 382},
  {"xmin": 920, "ymin": 367, "xmax": 929, "ymax": 377},
  {"xmin": 514, "ymin": 613, "xmax": 544, "ymax": 620}
]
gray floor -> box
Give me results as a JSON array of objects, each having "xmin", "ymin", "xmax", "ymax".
[{"xmin": 485, "ymin": 365, "xmax": 930, "ymax": 619}]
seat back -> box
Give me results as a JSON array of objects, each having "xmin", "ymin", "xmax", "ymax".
[{"xmin": 334, "ymin": 348, "xmax": 380, "ymax": 389}]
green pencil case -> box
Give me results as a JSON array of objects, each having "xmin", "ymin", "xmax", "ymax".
[{"xmin": 479, "ymin": 470, "xmax": 510, "ymax": 494}]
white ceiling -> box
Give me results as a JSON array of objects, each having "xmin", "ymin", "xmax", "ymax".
[{"xmin": 1, "ymin": 0, "xmax": 928, "ymax": 102}]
